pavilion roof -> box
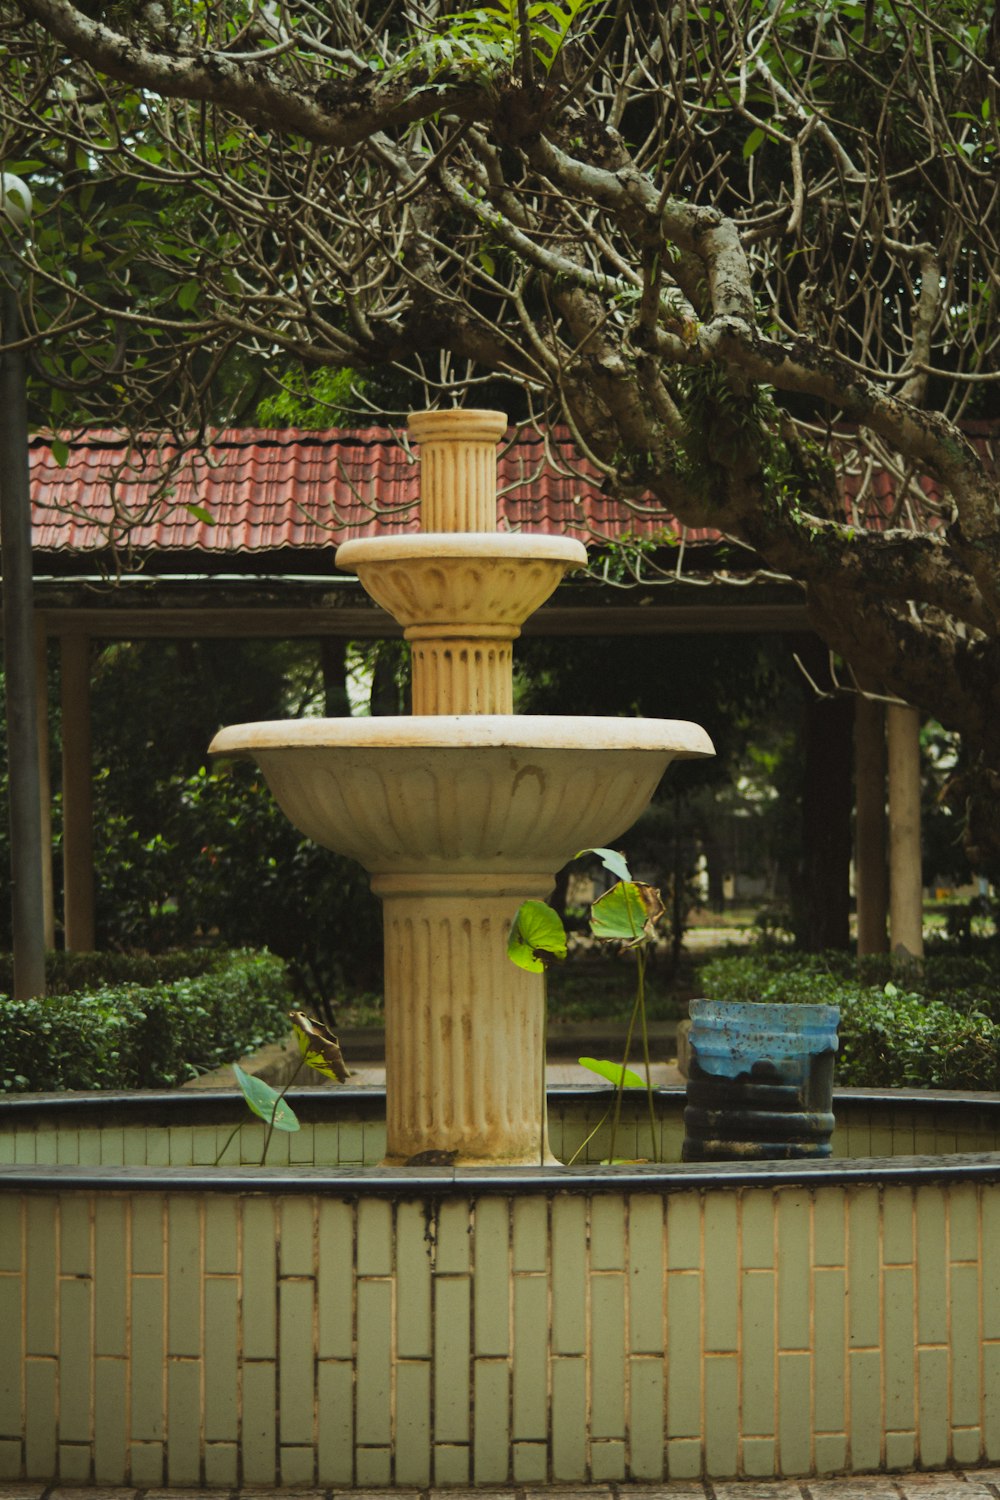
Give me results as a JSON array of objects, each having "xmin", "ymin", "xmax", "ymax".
[{"xmin": 27, "ymin": 421, "xmax": 998, "ymax": 562}]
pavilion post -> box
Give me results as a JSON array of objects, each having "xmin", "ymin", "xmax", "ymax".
[
  {"xmin": 854, "ymin": 691, "xmax": 888, "ymax": 954},
  {"xmin": 0, "ymin": 277, "xmax": 46, "ymax": 997},
  {"xmin": 798, "ymin": 637, "xmax": 852, "ymax": 950},
  {"xmin": 887, "ymin": 701, "xmax": 924, "ymax": 961},
  {"xmin": 60, "ymin": 631, "xmax": 95, "ymax": 951},
  {"xmin": 35, "ymin": 626, "xmax": 54, "ymax": 948}
]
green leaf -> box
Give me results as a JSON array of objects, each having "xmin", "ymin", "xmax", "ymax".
[
  {"xmin": 507, "ymin": 899, "xmax": 567, "ymax": 972},
  {"xmin": 232, "ymin": 1064, "xmax": 300, "ymax": 1131},
  {"xmin": 177, "ymin": 282, "xmax": 200, "ymax": 311},
  {"xmin": 50, "ymin": 438, "xmax": 70, "ymax": 467},
  {"xmin": 529, "ymin": 20, "xmax": 564, "ymax": 63},
  {"xmin": 589, "ymin": 881, "xmax": 649, "ymax": 942},
  {"xmin": 185, "ymin": 504, "xmax": 215, "ymax": 525},
  {"xmin": 478, "ymin": 248, "xmax": 496, "ymax": 277},
  {"xmin": 576, "ymin": 846, "xmax": 632, "ymax": 882},
  {"xmin": 578, "ymin": 1056, "xmax": 645, "ymax": 1088},
  {"xmin": 743, "ymin": 126, "xmax": 767, "ymax": 159}
]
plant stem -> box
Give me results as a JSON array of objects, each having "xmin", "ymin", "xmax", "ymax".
[
  {"xmin": 636, "ymin": 947, "xmax": 658, "ymax": 1161},
  {"xmin": 540, "ymin": 976, "xmax": 547, "ymax": 1167},
  {"xmin": 567, "ymin": 1107, "xmax": 611, "ymax": 1166},
  {"xmin": 608, "ymin": 887, "xmax": 647, "ymax": 1164},
  {"xmin": 517, "ymin": 0, "xmax": 535, "ymax": 87},
  {"xmin": 608, "ymin": 981, "xmax": 641, "ymax": 1164},
  {"xmin": 214, "ymin": 1120, "xmax": 243, "ymax": 1166},
  {"xmin": 260, "ymin": 1052, "xmax": 306, "ymax": 1165}
]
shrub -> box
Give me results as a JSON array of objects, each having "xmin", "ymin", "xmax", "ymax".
[
  {"xmin": 0, "ymin": 947, "xmax": 225, "ymax": 997},
  {"xmin": 698, "ymin": 952, "xmax": 856, "ymax": 1005},
  {"xmin": 834, "ymin": 986, "xmax": 1000, "ymax": 1091},
  {"xmin": 0, "ymin": 948, "xmax": 294, "ymax": 1091},
  {"xmin": 698, "ymin": 952, "xmax": 1000, "ymax": 1090}
]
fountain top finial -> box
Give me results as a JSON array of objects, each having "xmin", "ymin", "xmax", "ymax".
[
  {"xmin": 407, "ymin": 409, "xmax": 507, "ymax": 447},
  {"xmin": 407, "ymin": 409, "xmax": 507, "ymax": 533},
  {"xmin": 336, "ymin": 406, "xmax": 586, "ymax": 714}
]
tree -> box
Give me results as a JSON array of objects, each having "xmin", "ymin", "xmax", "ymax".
[{"xmin": 1, "ymin": 0, "xmax": 999, "ymax": 855}]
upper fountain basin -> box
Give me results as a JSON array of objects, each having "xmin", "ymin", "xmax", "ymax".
[
  {"xmin": 335, "ymin": 534, "xmax": 588, "ymax": 635},
  {"xmin": 209, "ymin": 714, "xmax": 715, "ymax": 875}
]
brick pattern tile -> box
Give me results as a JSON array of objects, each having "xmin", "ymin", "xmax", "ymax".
[{"xmin": 5, "ymin": 1174, "xmax": 1000, "ymax": 1488}]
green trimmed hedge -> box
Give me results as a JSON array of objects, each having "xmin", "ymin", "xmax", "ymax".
[
  {"xmin": 0, "ymin": 948, "xmax": 294, "ymax": 1092},
  {"xmin": 699, "ymin": 951, "xmax": 1000, "ymax": 1090},
  {"xmin": 0, "ymin": 947, "xmax": 227, "ymax": 998}
]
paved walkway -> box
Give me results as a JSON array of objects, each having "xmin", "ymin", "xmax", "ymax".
[
  {"xmin": 343, "ymin": 1062, "xmax": 686, "ymax": 1088},
  {"xmin": 11, "ymin": 1473, "xmax": 1000, "ymax": 1499},
  {"xmin": 190, "ymin": 1057, "xmax": 687, "ymax": 1092}
]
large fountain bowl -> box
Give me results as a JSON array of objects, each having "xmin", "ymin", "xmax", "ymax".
[{"xmin": 209, "ymin": 714, "xmax": 714, "ymax": 876}]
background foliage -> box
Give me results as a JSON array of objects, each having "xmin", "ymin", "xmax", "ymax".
[{"xmin": 0, "ymin": 641, "xmax": 385, "ymax": 1015}]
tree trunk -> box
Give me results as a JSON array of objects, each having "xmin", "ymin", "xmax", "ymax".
[{"xmin": 320, "ymin": 637, "xmax": 350, "ymax": 717}]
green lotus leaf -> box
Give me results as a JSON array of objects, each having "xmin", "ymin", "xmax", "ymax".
[
  {"xmin": 232, "ymin": 1063, "xmax": 300, "ymax": 1132},
  {"xmin": 575, "ymin": 846, "xmax": 632, "ymax": 883},
  {"xmin": 507, "ymin": 899, "xmax": 568, "ymax": 972},
  {"xmin": 578, "ymin": 1056, "xmax": 645, "ymax": 1088}
]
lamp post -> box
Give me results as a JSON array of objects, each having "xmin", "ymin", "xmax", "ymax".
[{"xmin": 1, "ymin": 171, "xmax": 46, "ymax": 999}]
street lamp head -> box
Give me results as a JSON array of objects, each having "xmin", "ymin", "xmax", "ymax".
[{"xmin": 0, "ymin": 173, "xmax": 32, "ymax": 233}]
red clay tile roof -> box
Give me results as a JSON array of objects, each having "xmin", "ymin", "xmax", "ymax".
[{"xmin": 28, "ymin": 421, "xmax": 998, "ymax": 560}]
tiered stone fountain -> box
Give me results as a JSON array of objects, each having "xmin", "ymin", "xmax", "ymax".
[
  {"xmin": 210, "ymin": 410, "xmax": 714, "ymax": 1165},
  {"xmin": 2, "ymin": 411, "xmax": 998, "ymax": 1485}
]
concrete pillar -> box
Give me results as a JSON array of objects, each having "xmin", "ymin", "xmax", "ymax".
[
  {"xmin": 60, "ymin": 632, "xmax": 95, "ymax": 951},
  {"xmin": 854, "ymin": 693, "xmax": 888, "ymax": 954},
  {"xmin": 34, "ymin": 628, "xmax": 55, "ymax": 949},
  {"xmin": 887, "ymin": 701, "xmax": 924, "ymax": 961}
]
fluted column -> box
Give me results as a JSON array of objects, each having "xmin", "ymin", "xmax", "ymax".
[
  {"xmin": 409, "ymin": 409, "xmax": 507, "ymax": 533},
  {"xmin": 373, "ymin": 872, "xmax": 555, "ymax": 1164},
  {"xmin": 407, "ymin": 411, "xmax": 513, "ymax": 712},
  {"xmin": 409, "ymin": 637, "xmax": 514, "ymax": 714}
]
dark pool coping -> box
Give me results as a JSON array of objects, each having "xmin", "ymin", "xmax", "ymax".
[{"xmin": 1, "ymin": 1151, "xmax": 999, "ymax": 1196}]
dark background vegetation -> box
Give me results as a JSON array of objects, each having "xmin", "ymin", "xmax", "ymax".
[{"xmin": 0, "ymin": 624, "xmax": 983, "ymax": 1027}]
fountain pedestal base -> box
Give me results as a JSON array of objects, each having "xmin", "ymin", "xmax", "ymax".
[{"xmin": 375, "ymin": 873, "xmax": 556, "ymax": 1165}]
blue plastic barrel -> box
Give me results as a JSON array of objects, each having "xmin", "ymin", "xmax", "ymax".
[{"xmin": 682, "ymin": 999, "xmax": 840, "ymax": 1162}]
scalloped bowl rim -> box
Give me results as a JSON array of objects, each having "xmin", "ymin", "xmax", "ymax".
[
  {"xmin": 209, "ymin": 714, "xmax": 715, "ymax": 759},
  {"xmin": 336, "ymin": 534, "xmax": 588, "ymax": 566}
]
